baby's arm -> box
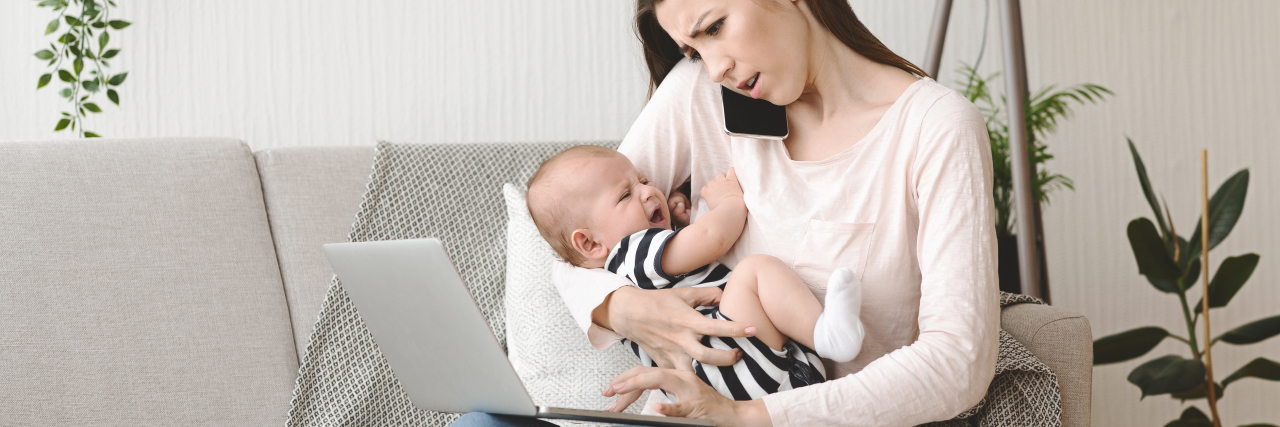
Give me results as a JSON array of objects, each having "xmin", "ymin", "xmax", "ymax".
[{"xmin": 660, "ymin": 169, "xmax": 746, "ymax": 276}]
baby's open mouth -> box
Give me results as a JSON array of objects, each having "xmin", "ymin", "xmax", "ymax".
[{"xmin": 650, "ymin": 207, "xmax": 664, "ymax": 224}]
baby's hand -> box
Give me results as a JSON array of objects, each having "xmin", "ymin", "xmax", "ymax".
[
  {"xmin": 668, "ymin": 191, "xmax": 692, "ymax": 228},
  {"xmin": 700, "ymin": 168, "xmax": 743, "ymax": 210}
]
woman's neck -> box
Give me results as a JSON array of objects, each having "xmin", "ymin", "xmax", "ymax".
[{"xmin": 791, "ymin": 24, "xmax": 917, "ymax": 125}]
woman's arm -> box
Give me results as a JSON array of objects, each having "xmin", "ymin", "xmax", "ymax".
[{"xmin": 758, "ymin": 92, "xmax": 1001, "ymax": 426}]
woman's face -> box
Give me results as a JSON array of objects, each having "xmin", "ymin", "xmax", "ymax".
[{"xmin": 655, "ymin": 0, "xmax": 810, "ymax": 105}]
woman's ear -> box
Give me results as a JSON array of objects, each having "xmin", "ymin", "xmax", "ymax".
[{"xmin": 570, "ymin": 228, "xmax": 610, "ymax": 261}]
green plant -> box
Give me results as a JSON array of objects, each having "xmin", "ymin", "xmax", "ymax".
[
  {"xmin": 956, "ymin": 64, "xmax": 1112, "ymax": 237},
  {"xmin": 32, "ymin": 0, "xmax": 129, "ymax": 138},
  {"xmin": 1092, "ymin": 140, "xmax": 1279, "ymax": 427}
]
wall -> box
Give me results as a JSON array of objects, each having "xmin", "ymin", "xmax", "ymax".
[
  {"xmin": 3, "ymin": 1, "xmax": 1277, "ymax": 425},
  {"xmin": 1, "ymin": 0, "xmax": 647, "ymax": 146}
]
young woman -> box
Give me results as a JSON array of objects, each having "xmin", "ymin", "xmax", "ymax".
[{"xmin": 457, "ymin": 0, "xmax": 998, "ymax": 425}]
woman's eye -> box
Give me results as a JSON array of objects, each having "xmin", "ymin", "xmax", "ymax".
[
  {"xmin": 706, "ymin": 19, "xmax": 723, "ymax": 36},
  {"xmin": 690, "ymin": 50, "xmax": 701, "ymax": 61}
]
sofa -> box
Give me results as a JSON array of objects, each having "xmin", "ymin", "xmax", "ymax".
[{"xmin": 0, "ymin": 137, "xmax": 1093, "ymax": 426}]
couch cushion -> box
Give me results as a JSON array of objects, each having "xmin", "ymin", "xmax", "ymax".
[
  {"xmin": 254, "ymin": 146, "xmax": 376, "ymax": 362},
  {"xmin": 1001, "ymin": 302, "xmax": 1093, "ymax": 427},
  {"xmin": 0, "ymin": 138, "xmax": 299, "ymax": 426}
]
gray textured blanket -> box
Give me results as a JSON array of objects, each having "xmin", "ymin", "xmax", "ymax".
[{"xmin": 286, "ymin": 142, "xmax": 1061, "ymax": 427}]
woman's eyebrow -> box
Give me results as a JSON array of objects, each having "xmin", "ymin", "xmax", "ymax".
[
  {"xmin": 678, "ymin": 10, "xmax": 712, "ymax": 54},
  {"xmin": 687, "ymin": 10, "xmax": 711, "ymax": 38}
]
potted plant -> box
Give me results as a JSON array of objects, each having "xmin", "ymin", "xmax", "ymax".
[
  {"xmin": 956, "ymin": 64, "xmax": 1112, "ymax": 294},
  {"xmin": 1092, "ymin": 140, "xmax": 1279, "ymax": 427}
]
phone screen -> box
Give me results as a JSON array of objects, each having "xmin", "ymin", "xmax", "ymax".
[{"xmin": 721, "ymin": 86, "xmax": 788, "ymax": 139}]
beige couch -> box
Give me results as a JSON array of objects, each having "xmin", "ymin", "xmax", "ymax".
[{"xmin": 0, "ymin": 138, "xmax": 1092, "ymax": 426}]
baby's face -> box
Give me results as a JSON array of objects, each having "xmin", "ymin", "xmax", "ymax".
[{"xmin": 571, "ymin": 154, "xmax": 672, "ymax": 249}]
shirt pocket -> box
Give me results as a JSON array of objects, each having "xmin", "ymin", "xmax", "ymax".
[{"xmin": 791, "ymin": 220, "xmax": 875, "ymax": 291}]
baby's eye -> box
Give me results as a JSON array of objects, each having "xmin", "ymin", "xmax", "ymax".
[
  {"xmin": 640, "ymin": 179, "xmax": 650, "ymax": 185},
  {"xmin": 706, "ymin": 19, "xmax": 723, "ymax": 36},
  {"xmin": 620, "ymin": 191, "xmax": 631, "ymax": 202}
]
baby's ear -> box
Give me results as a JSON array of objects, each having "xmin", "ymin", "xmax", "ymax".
[{"xmin": 570, "ymin": 229, "xmax": 610, "ymax": 261}]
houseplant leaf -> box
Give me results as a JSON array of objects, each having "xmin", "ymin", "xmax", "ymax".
[
  {"xmin": 34, "ymin": 49, "xmax": 55, "ymax": 60},
  {"xmin": 1221, "ymin": 357, "xmax": 1280, "ymax": 388},
  {"xmin": 1094, "ymin": 326, "xmax": 1169, "ymax": 365},
  {"xmin": 1129, "ymin": 355, "xmax": 1206, "ymax": 398},
  {"xmin": 1194, "ymin": 253, "xmax": 1259, "ymax": 314},
  {"xmin": 45, "ymin": 17, "xmax": 60, "ymax": 34},
  {"xmin": 54, "ymin": 118, "xmax": 70, "ymax": 131},
  {"xmin": 1186, "ymin": 169, "xmax": 1249, "ymax": 260},
  {"xmin": 108, "ymin": 72, "xmax": 128, "ymax": 86},
  {"xmin": 1218, "ymin": 315, "xmax": 1280, "ymax": 345},
  {"xmin": 1169, "ymin": 380, "xmax": 1223, "ymax": 401},
  {"xmin": 1128, "ymin": 218, "xmax": 1182, "ymax": 292},
  {"xmin": 1164, "ymin": 406, "xmax": 1212, "ymax": 427},
  {"xmin": 37, "ymin": 73, "xmax": 52, "ymax": 89},
  {"xmin": 1128, "ymin": 139, "xmax": 1169, "ymax": 238}
]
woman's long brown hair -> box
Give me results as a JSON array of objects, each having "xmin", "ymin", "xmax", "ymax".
[{"xmin": 635, "ymin": 0, "xmax": 928, "ymax": 97}]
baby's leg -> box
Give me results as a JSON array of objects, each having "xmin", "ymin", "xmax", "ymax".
[
  {"xmin": 719, "ymin": 255, "xmax": 864, "ymax": 362},
  {"xmin": 718, "ymin": 254, "xmax": 822, "ymax": 351}
]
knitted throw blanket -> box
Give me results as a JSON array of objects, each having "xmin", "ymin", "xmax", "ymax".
[{"xmin": 285, "ymin": 142, "xmax": 1061, "ymax": 427}]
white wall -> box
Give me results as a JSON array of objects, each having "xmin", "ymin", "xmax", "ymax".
[
  {"xmin": 3, "ymin": 1, "xmax": 1278, "ymax": 425},
  {"xmin": 1, "ymin": 0, "xmax": 648, "ymax": 146}
]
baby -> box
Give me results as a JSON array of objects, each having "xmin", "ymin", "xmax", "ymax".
[{"xmin": 526, "ymin": 145, "xmax": 865, "ymax": 401}]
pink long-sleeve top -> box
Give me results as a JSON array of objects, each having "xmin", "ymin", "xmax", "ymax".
[{"xmin": 552, "ymin": 58, "xmax": 999, "ymax": 426}]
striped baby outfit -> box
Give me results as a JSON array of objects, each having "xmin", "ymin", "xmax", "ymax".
[{"xmin": 604, "ymin": 228, "xmax": 826, "ymax": 401}]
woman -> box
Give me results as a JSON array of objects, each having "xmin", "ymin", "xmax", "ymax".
[{"xmin": 460, "ymin": 0, "xmax": 997, "ymax": 425}]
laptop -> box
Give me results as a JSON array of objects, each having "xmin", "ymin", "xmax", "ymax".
[{"xmin": 322, "ymin": 238, "xmax": 714, "ymax": 427}]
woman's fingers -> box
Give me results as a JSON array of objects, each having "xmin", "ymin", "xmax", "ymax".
[
  {"xmin": 686, "ymin": 343, "xmax": 741, "ymax": 367},
  {"xmin": 609, "ymin": 366, "xmax": 685, "ymax": 396},
  {"xmin": 605, "ymin": 389, "xmax": 644, "ymax": 412},
  {"xmin": 690, "ymin": 314, "xmax": 755, "ymax": 338},
  {"xmin": 655, "ymin": 401, "xmax": 694, "ymax": 418},
  {"xmin": 675, "ymin": 286, "xmax": 723, "ymax": 307},
  {"xmin": 607, "ymin": 366, "xmax": 743, "ymax": 425}
]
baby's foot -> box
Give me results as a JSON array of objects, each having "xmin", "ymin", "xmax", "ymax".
[{"xmin": 813, "ymin": 268, "xmax": 865, "ymax": 363}]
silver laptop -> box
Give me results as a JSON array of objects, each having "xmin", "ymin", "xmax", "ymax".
[{"xmin": 322, "ymin": 238, "xmax": 714, "ymax": 427}]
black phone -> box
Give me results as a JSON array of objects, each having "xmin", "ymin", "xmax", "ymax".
[{"xmin": 721, "ymin": 86, "xmax": 788, "ymax": 139}]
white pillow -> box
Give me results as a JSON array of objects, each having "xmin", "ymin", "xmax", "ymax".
[{"xmin": 502, "ymin": 183, "xmax": 644, "ymax": 416}]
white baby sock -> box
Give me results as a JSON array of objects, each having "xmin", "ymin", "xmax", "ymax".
[{"xmin": 813, "ymin": 267, "xmax": 865, "ymax": 363}]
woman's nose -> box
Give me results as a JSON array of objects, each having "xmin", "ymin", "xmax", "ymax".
[{"xmin": 704, "ymin": 52, "xmax": 733, "ymax": 83}]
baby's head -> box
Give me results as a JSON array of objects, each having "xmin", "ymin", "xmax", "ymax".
[{"xmin": 527, "ymin": 146, "xmax": 672, "ymax": 268}]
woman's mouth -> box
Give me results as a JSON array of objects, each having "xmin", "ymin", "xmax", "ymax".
[{"xmin": 746, "ymin": 73, "xmax": 762, "ymax": 99}]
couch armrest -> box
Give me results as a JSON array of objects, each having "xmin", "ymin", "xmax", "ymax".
[{"xmin": 1000, "ymin": 303, "xmax": 1093, "ymax": 427}]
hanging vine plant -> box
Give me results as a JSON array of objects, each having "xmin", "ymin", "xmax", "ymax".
[{"xmin": 33, "ymin": 0, "xmax": 129, "ymax": 138}]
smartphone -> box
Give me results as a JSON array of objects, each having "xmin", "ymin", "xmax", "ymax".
[{"xmin": 721, "ymin": 85, "xmax": 788, "ymax": 139}]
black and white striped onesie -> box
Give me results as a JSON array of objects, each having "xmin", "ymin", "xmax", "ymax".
[{"xmin": 605, "ymin": 228, "xmax": 826, "ymax": 401}]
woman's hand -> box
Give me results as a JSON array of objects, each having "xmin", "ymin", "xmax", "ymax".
[
  {"xmin": 606, "ymin": 286, "xmax": 755, "ymax": 370},
  {"xmin": 603, "ymin": 366, "xmax": 772, "ymax": 427}
]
